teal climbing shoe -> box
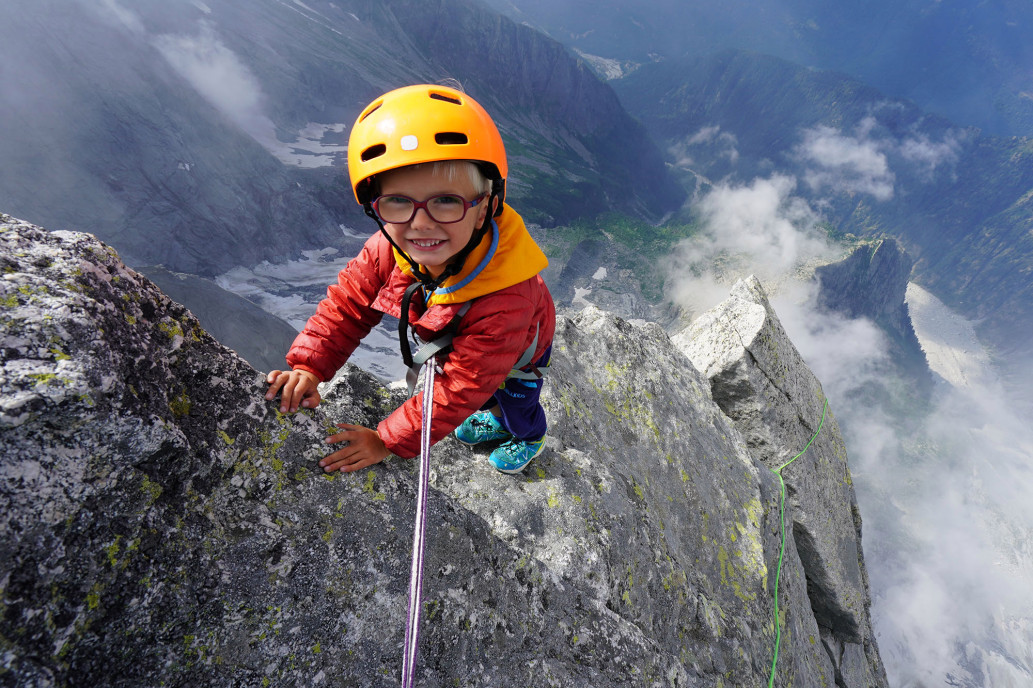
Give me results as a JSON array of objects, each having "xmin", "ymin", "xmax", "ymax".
[
  {"xmin": 455, "ymin": 410, "xmax": 511, "ymax": 446},
  {"xmin": 488, "ymin": 437, "xmax": 546, "ymax": 474}
]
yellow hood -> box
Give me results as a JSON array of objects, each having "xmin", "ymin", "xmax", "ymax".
[{"xmin": 392, "ymin": 203, "xmax": 548, "ymax": 306}]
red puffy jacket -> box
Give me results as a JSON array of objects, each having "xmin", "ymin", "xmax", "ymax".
[{"xmin": 287, "ymin": 205, "xmax": 555, "ymax": 458}]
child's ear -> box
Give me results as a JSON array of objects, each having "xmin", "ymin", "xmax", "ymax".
[{"xmin": 489, "ymin": 194, "xmax": 500, "ymax": 217}]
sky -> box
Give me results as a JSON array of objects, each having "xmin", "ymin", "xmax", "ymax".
[{"xmin": 662, "ymin": 120, "xmax": 1033, "ymax": 686}]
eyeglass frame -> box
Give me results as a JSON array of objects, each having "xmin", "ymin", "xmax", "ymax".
[{"xmin": 371, "ymin": 193, "xmax": 487, "ymax": 225}]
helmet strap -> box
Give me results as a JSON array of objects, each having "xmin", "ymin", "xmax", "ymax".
[{"xmin": 364, "ymin": 192, "xmax": 499, "ymax": 367}]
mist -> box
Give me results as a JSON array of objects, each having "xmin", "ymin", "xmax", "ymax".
[{"xmin": 666, "ymin": 158, "xmax": 1033, "ymax": 685}]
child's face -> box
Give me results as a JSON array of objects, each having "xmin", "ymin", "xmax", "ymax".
[{"xmin": 378, "ymin": 164, "xmax": 491, "ymax": 279}]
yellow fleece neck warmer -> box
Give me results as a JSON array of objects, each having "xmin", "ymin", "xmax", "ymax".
[{"xmin": 392, "ymin": 203, "xmax": 548, "ymax": 306}]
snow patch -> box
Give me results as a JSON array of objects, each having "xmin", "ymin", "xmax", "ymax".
[
  {"xmin": 905, "ymin": 282, "xmax": 995, "ymax": 389},
  {"xmin": 216, "ymin": 249, "xmax": 407, "ymax": 382}
]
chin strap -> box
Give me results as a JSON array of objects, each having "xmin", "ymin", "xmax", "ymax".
[{"xmin": 362, "ymin": 192, "xmax": 498, "ymax": 370}]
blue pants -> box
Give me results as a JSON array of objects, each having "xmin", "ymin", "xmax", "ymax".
[{"xmin": 483, "ymin": 346, "xmax": 550, "ymax": 442}]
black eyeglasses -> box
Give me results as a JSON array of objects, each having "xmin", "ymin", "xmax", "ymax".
[{"xmin": 371, "ymin": 193, "xmax": 485, "ymax": 224}]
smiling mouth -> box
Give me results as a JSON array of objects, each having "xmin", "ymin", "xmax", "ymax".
[{"xmin": 410, "ymin": 238, "xmax": 446, "ymax": 248}]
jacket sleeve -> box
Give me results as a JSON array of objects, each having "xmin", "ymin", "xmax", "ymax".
[
  {"xmin": 285, "ymin": 235, "xmax": 389, "ymax": 382},
  {"xmin": 377, "ymin": 292, "xmax": 540, "ymax": 459}
]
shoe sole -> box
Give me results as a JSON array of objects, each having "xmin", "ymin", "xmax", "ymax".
[{"xmin": 491, "ymin": 441, "xmax": 546, "ymax": 474}]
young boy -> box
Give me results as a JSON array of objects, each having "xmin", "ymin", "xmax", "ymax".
[{"xmin": 265, "ymin": 84, "xmax": 555, "ymax": 474}]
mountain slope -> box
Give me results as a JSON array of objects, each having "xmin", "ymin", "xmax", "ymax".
[
  {"xmin": 483, "ymin": 0, "xmax": 1033, "ymax": 137},
  {"xmin": 0, "ymin": 0, "xmax": 682, "ymax": 276},
  {"xmin": 613, "ymin": 50, "xmax": 1033, "ymax": 360}
]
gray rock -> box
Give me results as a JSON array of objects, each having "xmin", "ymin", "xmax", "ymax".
[
  {"xmin": 673, "ymin": 275, "xmax": 888, "ymax": 688},
  {"xmin": 1, "ymin": 216, "xmax": 884, "ymax": 687}
]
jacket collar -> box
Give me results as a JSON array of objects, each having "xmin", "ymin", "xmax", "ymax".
[{"xmin": 391, "ymin": 203, "xmax": 547, "ymax": 307}]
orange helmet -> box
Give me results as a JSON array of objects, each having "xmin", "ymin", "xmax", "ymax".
[{"xmin": 347, "ymin": 84, "xmax": 507, "ymax": 210}]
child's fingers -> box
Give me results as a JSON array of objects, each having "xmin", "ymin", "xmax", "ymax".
[
  {"xmin": 265, "ymin": 371, "xmax": 289, "ymax": 401},
  {"xmin": 319, "ymin": 444, "xmax": 358, "ymax": 471}
]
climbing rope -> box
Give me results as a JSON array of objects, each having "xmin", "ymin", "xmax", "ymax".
[
  {"xmin": 400, "ymin": 359, "xmax": 436, "ymax": 687},
  {"xmin": 767, "ymin": 398, "xmax": 829, "ymax": 688}
]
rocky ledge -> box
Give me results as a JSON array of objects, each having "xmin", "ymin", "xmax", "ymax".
[{"xmin": 0, "ymin": 214, "xmax": 885, "ymax": 687}]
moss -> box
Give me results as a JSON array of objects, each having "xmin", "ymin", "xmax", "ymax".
[
  {"xmin": 363, "ymin": 470, "xmax": 386, "ymax": 501},
  {"xmin": 28, "ymin": 372, "xmax": 60, "ymax": 385},
  {"xmin": 141, "ymin": 474, "xmax": 163, "ymax": 505},
  {"xmin": 168, "ymin": 391, "xmax": 191, "ymax": 417},
  {"xmin": 105, "ymin": 536, "xmax": 122, "ymax": 567},
  {"xmin": 85, "ymin": 582, "xmax": 103, "ymax": 610},
  {"xmin": 158, "ymin": 321, "xmax": 184, "ymax": 339},
  {"xmin": 217, "ymin": 430, "xmax": 235, "ymax": 446}
]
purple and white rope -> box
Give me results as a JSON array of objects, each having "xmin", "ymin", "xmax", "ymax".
[{"xmin": 401, "ymin": 359, "xmax": 436, "ymax": 687}]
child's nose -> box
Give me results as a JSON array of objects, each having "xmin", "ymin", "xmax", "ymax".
[{"xmin": 411, "ymin": 207, "xmax": 436, "ymax": 228}]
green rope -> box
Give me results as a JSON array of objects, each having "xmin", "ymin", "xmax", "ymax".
[{"xmin": 767, "ymin": 398, "xmax": 829, "ymax": 688}]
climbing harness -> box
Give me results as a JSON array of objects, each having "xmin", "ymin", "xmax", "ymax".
[
  {"xmin": 766, "ymin": 398, "xmax": 829, "ymax": 687},
  {"xmin": 401, "ymin": 299, "xmax": 546, "ymax": 396},
  {"xmin": 403, "ymin": 300, "xmax": 472, "ymax": 395},
  {"xmin": 400, "ymin": 358, "xmax": 436, "ymax": 687}
]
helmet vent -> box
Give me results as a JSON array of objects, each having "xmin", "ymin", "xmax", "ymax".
[
  {"xmin": 435, "ymin": 132, "xmax": 468, "ymax": 146},
  {"xmin": 360, "ymin": 144, "xmax": 387, "ymax": 161},
  {"xmin": 429, "ymin": 91, "xmax": 463, "ymax": 105},
  {"xmin": 359, "ymin": 101, "xmax": 383, "ymax": 122}
]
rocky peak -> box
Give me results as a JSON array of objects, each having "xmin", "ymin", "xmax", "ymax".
[{"xmin": 1, "ymin": 214, "xmax": 884, "ymax": 687}]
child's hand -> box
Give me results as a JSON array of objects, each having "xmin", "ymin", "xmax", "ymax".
[
  {"xmin": 320, "ymin": 423, "xmax": 390, "ymax": 473},
  {"xmin": 265, "ymin": 369, "xmax": 322, "ymax": 413}
]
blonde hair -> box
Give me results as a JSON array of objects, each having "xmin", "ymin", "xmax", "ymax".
[
  {"xmin": 372, "ymin": 161, "xmax": 491, "ymax": 197},
  {"xmin": 422, "ymin": 160, "xmax": 491, "ymax": 196}
]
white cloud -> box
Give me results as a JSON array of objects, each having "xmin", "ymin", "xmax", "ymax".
[
  {"xmin": 798, "ymin": 120, "xmax": 896, "ymax": 201},
  {"xmin": 796, "ymin": 114, "xmax": 965, "ymax": 200},
  {"xmin": 154, "ymin": 21, "xmax": 277, "ymax": 146},
  {"xmin": 669, "ymin": 125, "xmax": 739, "ymax": 169},
  {"xmin": 665, "ymin": 174, "xmax": 832, "ymax": 315},
  {"xmin": 85, "ymin": 0, "xmax": 145, "ymax": 36},
  {"xmin": 153, "ymin": 21, "xmax": 346, "ymax": 167},
  {"xmin": 899, "ymin": 130, "xmax": 963, "ymax": 180}
]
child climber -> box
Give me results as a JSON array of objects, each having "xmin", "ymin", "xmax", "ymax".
[{"xmin": 265, "ymin": 84, "xmax": 555, "ymax": 475}]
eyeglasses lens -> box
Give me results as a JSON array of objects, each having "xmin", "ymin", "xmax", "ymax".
[{"xmin": 374, "ymin": 195, "xmax": 472, "ymax": 224}]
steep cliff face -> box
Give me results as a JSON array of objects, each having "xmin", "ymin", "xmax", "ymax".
[
  {"xmin": 1, "ymin": 215, "xmax": 883, "ymax": 687},
  {"xmin": 815, "ymin": 237, "xmax": 931, "ymax": 382},
  {"xmin": 673, "ymin": 278, "xmax": 886, "ymax": 688}
]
